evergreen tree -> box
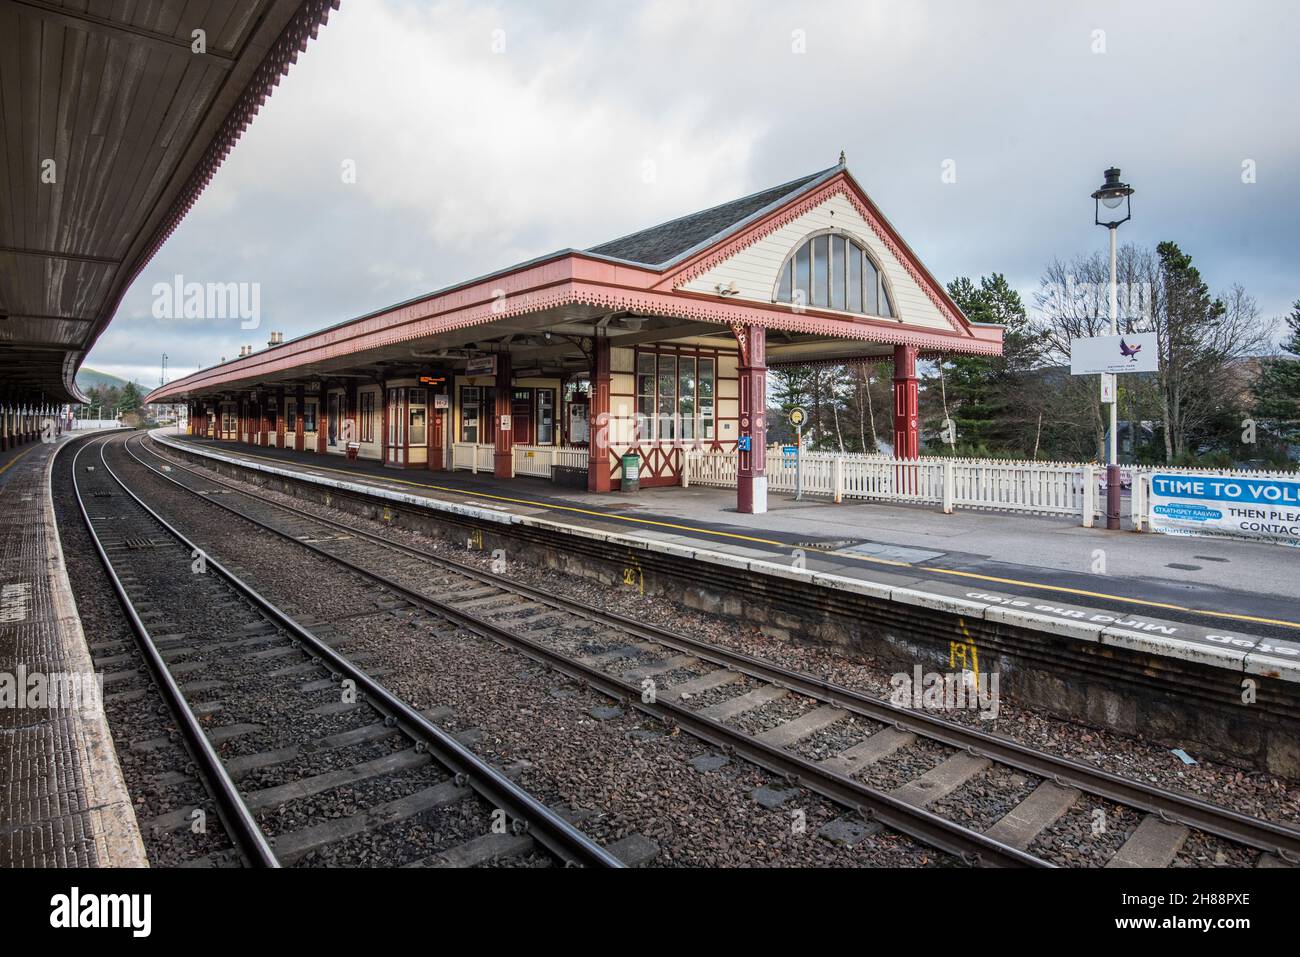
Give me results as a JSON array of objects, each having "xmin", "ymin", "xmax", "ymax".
[
  {"xmin": 1252, "ymin": 300, "xmax": 1300, "ymax": 448},
  {"xmin": 770, "ymin": 366, "xmax": 814, "ymax": 445},
  {"xmin": 1151, "ymin": 243, "xmax": 1267, "ymax": 462},
  {"xmin": 119, "ymin": 381, "xmax": 143, "ymax": 415},
  {"xmin": 923, "ymin": 273, "xmax": 1042, "ymax": 455}
]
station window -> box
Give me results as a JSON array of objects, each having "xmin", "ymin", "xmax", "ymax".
[
  {"xmin": 536, "ymin": 389, "xmax": 555, "ymax": 445},
  {"xmin": 408, "ymin": 388, "xmax": 427, "ymax": 445},
  {"xmin": 775, "ymin": 233, "xmax": 895, "ymax": 318},
  {"xmin": 286, "ymin": 399, "xmax": 297, "ymax": 432},
  {"xmin": 385, "ymin": 388, "xmax": 403, "ymax": 447},
  {"xmin": 328, "ymin": 394, "xmax": 341, "ymax": 446},
  {"xmin": 635, "ymin": 350, "xmax": 716, "ymax": 443},
  {"xmin": 657, "ymin": 354, "xmax": 677, "ymax": 440},
  {"xmin": 460, "ymin": 386, "xmax": 496, "ymax": 443},
  {"xmin": 302, "ymin": 401, "xmax": 317, "ymax": 432},
  {"xmin": 360, "ymin": 391, "xmax": 375, "ymax": 442},
  {"xmin": 698, "ymin": 358, "xmax": 715, "ymax": 440},
  {"xmin": 679, "ymin": 356, "xmax": 696, "ymax": 440},
  {"xmin": 636, "ymin": 353, "xmax": 656, "ymax": 439}
]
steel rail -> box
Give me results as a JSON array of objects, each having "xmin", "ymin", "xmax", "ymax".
[
  {"xmin": 71, "ymin": 435, "xmax": 280, "ymax": 867},
  {"xmin": 140, "ymin": 433, "xmax": 1300, "ymax": 864},
  {"xmin": 104, "ymin": 434, "xmax": 623, "ymax": 869},
  {"xmin": 128, "ymin": 435, "xmax": 1045, "ymax": 867}
]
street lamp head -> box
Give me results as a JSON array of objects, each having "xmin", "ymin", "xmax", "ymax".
[{"xmin": 1091, "ymin": 166, "xmax": 1134, "ymax": 227}]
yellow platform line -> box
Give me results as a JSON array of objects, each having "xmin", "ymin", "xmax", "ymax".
[
  {"xmin": 179, "ymin": 440, "xmax": 1300, "ymax": 634},
  {"xmin": 0, "ymin": 444, "xmax": 37, "ymax": 479}
]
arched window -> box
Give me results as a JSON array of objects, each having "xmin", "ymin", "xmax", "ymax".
[{"xmin": 774, "ymin": 233, "xmax": 895, "ymax": 318}]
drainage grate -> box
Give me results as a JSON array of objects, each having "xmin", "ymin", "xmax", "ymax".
[
  {"xmin": 793, "ymin": 539, "xmax": 862, "ymax": 550},
  {"xmin": 124, "ymin": 538, "xmax": 159, "ymax": 550}
]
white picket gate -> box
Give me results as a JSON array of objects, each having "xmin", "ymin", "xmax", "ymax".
[
  {"xmin": 512, "ymin": 445, "xmax": 589, "ymax": 478},
  {"xmin": 451, "ymin": 443, "xmax": 588, "ymax": 480}
]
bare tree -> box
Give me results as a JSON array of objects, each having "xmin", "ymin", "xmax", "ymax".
[{"xmin": 1034, "ymin": 245, "xmax": 1154, "ymax": 459}]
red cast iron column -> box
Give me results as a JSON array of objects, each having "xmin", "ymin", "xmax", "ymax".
[
  {"xmin": 493, "ymin": 353, "xmax": 513, "ymax": 478},
  {"xmin": 735, "ymin": 324, "xmax": 768, "ymax": 514},
  {"xmin": 380, "ymin": 383, "xmax": 389, "ymax": 464},
  {"xmin": 587, "ymin": 337, "xmax": 612, "ymax": 492},
  {"xmin": 892, "ymin": 344, "xmax": 920, "ymax": 495},
  {"xmin": 891, "ymin": 344, "xmax": 920, "ymax": 458},
  {"xmin": 428, "ymin": 379, "xmax": 443, "ymax": 471},
  {"xmin": 276, "ymin": 388, "xmax": 286, "ymax": 447},
  {"xmin": 317, "ymin": 382, "xmax": 328, "ymax": 454}
]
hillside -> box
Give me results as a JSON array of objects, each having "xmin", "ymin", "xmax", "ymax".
[{"xmin": 76, "ymin": 367, "xmax": 132, "ymax": 391}]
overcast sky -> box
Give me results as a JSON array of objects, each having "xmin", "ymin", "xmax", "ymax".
[{"xmin": 91, "ymin": 0, "xmax": 1300, "ymax": 387}]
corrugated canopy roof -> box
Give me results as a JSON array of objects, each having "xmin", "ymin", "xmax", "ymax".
[{"xmin": 0, "ymin": 0, "xmax": 337, "ymax": 405}]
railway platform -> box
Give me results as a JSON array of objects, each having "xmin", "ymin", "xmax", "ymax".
[
  {"xmin": 0, "ymin": 433, "xmax": 146, "ymax": 867},
  {"xmin": 156, "ymin": 431, "xmax": 1300, "ymax": 657}
]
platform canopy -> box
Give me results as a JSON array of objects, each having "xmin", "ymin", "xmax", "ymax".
[
  {"xmin": 147, "ymin": 159, "xmax": 1002, "ymax": 404},
  {"xmin": 0, "ymin": 0, "xmax": 338, "ymax": 405}
]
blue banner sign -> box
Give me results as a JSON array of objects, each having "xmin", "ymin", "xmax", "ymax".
[{"xmin": 1149, "ymin": 472, "xmax": 1300, "ymax": 547}]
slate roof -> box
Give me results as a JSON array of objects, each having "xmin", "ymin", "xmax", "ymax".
[{"xmin": 586, "ymin": 165, "xmax": 840, "ymax": 268}]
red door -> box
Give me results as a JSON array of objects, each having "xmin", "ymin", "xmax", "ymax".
[{"xmin": 511, "ymin": 389, "xmax": 533, "ymax": 446}]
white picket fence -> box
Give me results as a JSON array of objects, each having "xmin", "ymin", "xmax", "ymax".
[
  {"xmin": 686, "ymin": 448, "xmax": 1299, "ymax": 527},
  {"xmin": 685, "ymin": 449, "xmax": 1142, "ymax": 524},
  {"xmin": 451, "ymin": 442, "xmax": 588, "ymax": 479},
  {"xmin": 72, "ymin": 419, "xmax": 120, "ymax": 430}
]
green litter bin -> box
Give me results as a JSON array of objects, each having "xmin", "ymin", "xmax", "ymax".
[{"xmin": 620, "ymin": 453, "xmax": 640, "ymax": 493}]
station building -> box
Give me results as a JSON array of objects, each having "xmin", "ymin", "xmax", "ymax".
[{"xmin": 147, "ymin": 158, "xmax": 1002, "ymax": 513}]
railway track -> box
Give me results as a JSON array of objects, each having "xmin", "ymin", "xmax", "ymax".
[
  {"xmin": 130, "ymin": 433, "xmax": 1300, "ymax": 868},
  {"xmin": 73, "ymin": 433, "xmax": 621, "ymax": 868}
]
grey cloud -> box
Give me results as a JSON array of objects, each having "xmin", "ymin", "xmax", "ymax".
[{"xmin": 91, "ymin": 0, "xmax": 1300, "ymax": 384}]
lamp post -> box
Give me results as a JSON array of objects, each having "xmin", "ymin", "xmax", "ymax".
[{"xmin": 1091, "ymin": 167, "xmax": 1134, "ymax": 531}]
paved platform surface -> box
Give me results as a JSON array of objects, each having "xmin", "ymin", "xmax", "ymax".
[
  {"xmin": 157, "ymin": 432, "xmax": 1300, "ymax": 676},
  {"xmin": 0, "ymin": 433, "xmax": 146, "ymax": 867}
]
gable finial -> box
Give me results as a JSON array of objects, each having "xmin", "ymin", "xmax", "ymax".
[{"xmin": 838, "ymin": 149, "xmax": 846, "ymax": 167}]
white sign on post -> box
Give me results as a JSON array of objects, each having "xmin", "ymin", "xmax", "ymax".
[
  {"xmin": 1100, "ymin": 373, "xmax": 1116, "ymax": 404},
  {"xmin": 1070, "ymin": 333, "xmax": 1159, "ymax": 375}
]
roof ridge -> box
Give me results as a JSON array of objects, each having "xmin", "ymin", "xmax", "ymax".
[{"xmin": 585, "ymin": 164, "xmax": 840, "ymax": 265}]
